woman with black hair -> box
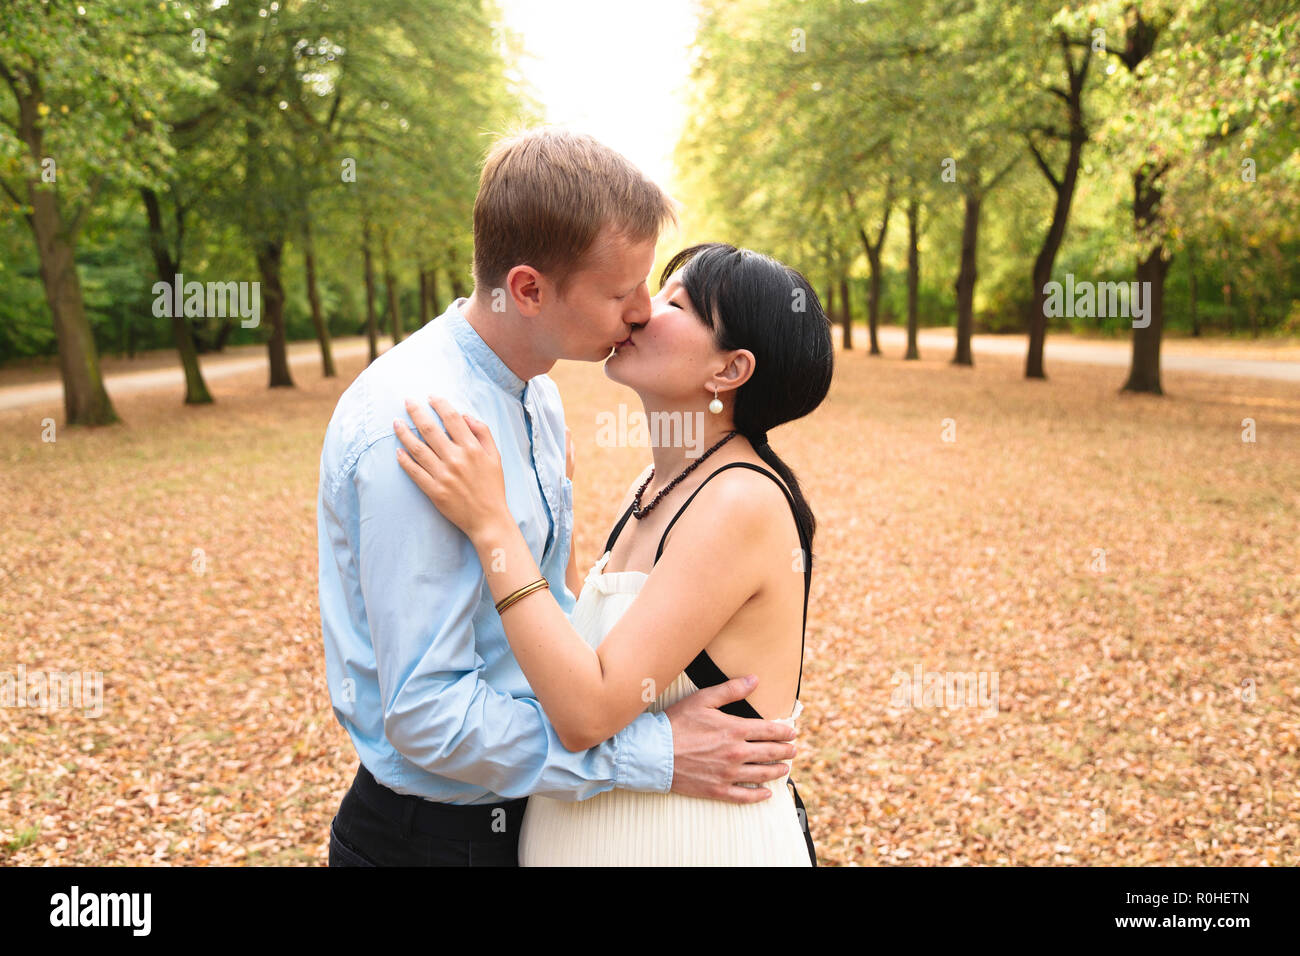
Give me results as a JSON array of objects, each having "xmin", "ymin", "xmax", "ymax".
[{"xmin": 394, "ymin": 243, "xmax": 834, "ymax": 865}]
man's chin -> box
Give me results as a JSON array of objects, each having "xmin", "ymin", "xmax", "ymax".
[{"xmin": 562, "ymin": 344, "xmax": 617, "ymax": 363}]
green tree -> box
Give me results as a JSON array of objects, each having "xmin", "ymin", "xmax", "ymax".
[
  {"xmin": 0, "ymin": 2, "xmax": 193, "ymax": 424},
  {"xmin": 1078, "ymin": 0, "xmax": 1300, "ymax": 393}
]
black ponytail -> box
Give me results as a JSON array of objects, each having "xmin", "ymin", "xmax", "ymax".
[{"xmin": 660, "ymin": 243, "xmax": 834, "ymax": 569}]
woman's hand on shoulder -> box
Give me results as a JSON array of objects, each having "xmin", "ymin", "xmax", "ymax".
[{"xmin": 393, "ymin": 396, "xmax": 512, "ymax": 540}]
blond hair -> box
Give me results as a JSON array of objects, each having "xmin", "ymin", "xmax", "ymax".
[{"xmin": 472, "ymin": 128, "xmax": 677, "ymax": 294}]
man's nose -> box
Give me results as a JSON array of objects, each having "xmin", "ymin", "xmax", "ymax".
[{"xmin": 625, "ymin": 286, "xmax": 652, "ymax": 325}]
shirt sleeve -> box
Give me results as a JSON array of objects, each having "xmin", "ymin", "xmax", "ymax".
[{"xmin": 354, "ymin": 433, "xmax": 675, "ymax": 801}]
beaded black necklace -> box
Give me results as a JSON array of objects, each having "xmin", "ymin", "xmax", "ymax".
[{"xmin": 631, "ymin": 430, "xmax": 739, "ymax": 520}]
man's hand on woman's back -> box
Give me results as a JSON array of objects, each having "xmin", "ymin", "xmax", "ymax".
[{"xmin": 664, "ymin": 676, "xmax": 797, "ymax": 803}]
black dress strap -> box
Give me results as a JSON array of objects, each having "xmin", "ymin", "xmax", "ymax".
[
  {"xmin": 599, "ymin": 460, "xmax": 818, "ymax": 867},
  {"xmin": 602, "ymin": 501, "xmax": 636, "ymax": 559},
  {"xmin": 651, "ymin": 462, "xmax": 812, "ymax": 701},
  {"xmin": 651, "ymin": 461, "xmax": 817, "ymax": 866}
]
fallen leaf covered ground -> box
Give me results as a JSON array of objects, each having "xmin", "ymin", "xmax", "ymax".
[{"xmin": 1, "ymin": 331, "xmax": 1296, "ymax": 865}]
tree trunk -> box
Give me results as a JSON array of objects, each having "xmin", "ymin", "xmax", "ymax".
[
  {"xmin": 191, "ymin": 317, "xmax": 234, "ymax": 354},
  {"xmin": 255, "ymin": 237, "xmax": 294, "ymax": 388},
  {"xmin": 212, "ymin": 320, "xmax": 234, "ymax": 353},
  {"xmin": 446, "ymin": 247, "xmax": 470, "ymax": 300},
  {"xmin": 1121, "ymin": 245, "xmax": 1170, "ymax": 394},
  {"xmin": 382, "ymin": 231, "xmax": 402, "ymax": 345},
  {"xmin": 905, "ymin": 198, "xmax": 920, "ymax": 361},
  {"xmin": 850, "ymin": 190, "xmax": 890, "ymax": 357},
  {"xmin": 1247, "ymin": 281, "xmax": 1259, "ymax": 337},
  {"xmin": 1026, "ymin": 33, "xmax": 1091, "ymax": 380},
  {"xmin": 141, "ymin": 187, "xmax": 212, "ymax": 404},
  {"xmin": 431, "ymin": 267, "xmax": 447, "ymax": 319},
  {"xmin": 427, "ymin": 267, "xmax": 440, "ymax": 319},
  {"xmin": 302, "ymin": 210, "xmax": 336, "ymax": 377},
  {"xmin": 839, "ymin": 274, "xmax": 853, "ymax": 350},
  {"xmin": 363, "ymin": 218, "xmax": 379, "ymax": 364},
  {"xmin": 171, "ymin": 311, "xmax": 210, "ymax": 403},
  {"xmin": 1027, "ymin": 263, "xmax": 1052, "ymax": 379},
  {"xmin": 866, "ymin": 256, "xmax": 883, "ymax": 356},
  {"xmin": 418, "ymin": 268, "xmax": 430, "ymax": 328},
  {"xmin": 17, "ymin": 72, "xmax": 117, "ymax": 426},
  {"xmin": 953, "ymin": 190, "xmax": 980, "ymax": 367},
  {"xmin": 1027, "ymin": 140, "xmax": 1085, "ymax": 379},
  {"xmin": 1116, "ymin": 13, "xmax": 1171, "ymax": 394},
  {"xmin": 1121, "ymin": 164, "xmax": 1170, "ymax": 395},
  {"xmin": 825, "ymin": 280, "xmax": 836, "ymax": 343},
  {"xmin": 1026, "ymin": 147, "xmax": 1083, "ymax": 380},
  {"xmin": 28, "ymin": 191, "xmax": 117, "ymax": 425}
]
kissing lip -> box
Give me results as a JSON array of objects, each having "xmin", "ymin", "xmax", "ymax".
[{"xmin": 613, "ymin": 334, "xmax": 635, "ymax": 349}]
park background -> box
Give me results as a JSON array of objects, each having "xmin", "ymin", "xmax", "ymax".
[{"xmin": 0, "ymin": 0, "xmax": 1297, "ymax": 865}]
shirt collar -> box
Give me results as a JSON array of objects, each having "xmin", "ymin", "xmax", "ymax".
[{"xmin": 443, "ymin": 298, "xmax": 527, "ymax": 401}]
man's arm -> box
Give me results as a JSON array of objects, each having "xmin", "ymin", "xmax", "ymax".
[
  {"xmin": 592, "ymin": 465, "xmax": 800, "ymax": 802},
  {"xmin": 390, "ymin": 400, "xmax": 800, "ymax": 802},
  {"xmin": 352, "ymin": 432, "xmax": 674, "ymax": 801}
]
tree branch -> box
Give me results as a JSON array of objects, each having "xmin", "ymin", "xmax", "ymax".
[
  {"xmin": 1024, "ymin": 135, "xmax": 1060, "ymax": 193},
  {"xmin": 0, "ymin": 55, "xmax": 19, "ymax": 94},
  {"xmin": 325, "ymin": 81, "xmax": 344, "ymax": 134},
  {"xmin": 0, "ymin": 173, "xmax": 24, "ymax": 207},
  {"xmin": 64, "ymin": 171, "xmax": 106, "ymax": 238},
  {"xmin": 1025, "ymin": 122, "xmax": 1069, "ymax": 140},
  {"xmin": 875, "ymin": 200, "xmax": 892, "ymax": 249},
  {"xmin": 984, "ymin": 155, "xmax": 1021, "ymax": 195}
]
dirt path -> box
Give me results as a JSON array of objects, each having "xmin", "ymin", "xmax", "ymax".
[
  {"xmin": 0, "ymin": 336, "xmax": 388, "ymax": 411},
  {"xmin": 2, "ymin": 326, "xmax": 1297, "ymax": 413},
  {"xmin": 859, "ymin": 327, "xmax": 1300, "ymax": 382}
]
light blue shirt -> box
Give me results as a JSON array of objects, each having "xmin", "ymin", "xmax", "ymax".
[{"xmin": 318, "ymin": 299, "xmax": 675, "ymax": 804}]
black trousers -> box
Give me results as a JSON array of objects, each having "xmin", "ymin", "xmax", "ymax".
[{"xmin": 328, "ymin": 763, "xmax": 528, "ymax": 867}]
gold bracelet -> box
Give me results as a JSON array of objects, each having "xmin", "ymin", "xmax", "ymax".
[{"xmin": 494, "ymin": 578, "xmax": 550, "ymax": 615}]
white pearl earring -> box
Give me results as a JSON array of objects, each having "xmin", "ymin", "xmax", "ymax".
[{"xmin": 708, "ymin": 387, "xmax": 723, "ymax": 415}]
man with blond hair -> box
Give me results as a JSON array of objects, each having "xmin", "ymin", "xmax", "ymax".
[{"xmin": 319, "ymin": 129, "xmax": 799, "ymax": 866}]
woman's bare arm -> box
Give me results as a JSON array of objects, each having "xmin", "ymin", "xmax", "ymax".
[
  {"xmin": 394, "ymin": 397, "xmax": 781, "ymax": 751},
  {"xmin": 468, "ymin": 472, "xmax": 779, "ymax": 750}
]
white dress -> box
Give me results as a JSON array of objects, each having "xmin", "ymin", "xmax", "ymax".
[{"xmin": 518, "ymin": 549, "xmax": 812, "ymax": 866}]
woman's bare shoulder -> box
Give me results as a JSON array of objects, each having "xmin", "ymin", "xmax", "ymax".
[
  {"xmin": 695, "ymin": 460, "xmax": 793, "ymax": 521},
  {"xmin": 664, "ymin": 458, "xmax": 797, "ymax": 554}
]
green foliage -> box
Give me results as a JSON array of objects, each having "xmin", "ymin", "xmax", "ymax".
[
  {"xmin": 0, "ymin": 0, "xmax": 527, "ymax": 364},
  {"xmin": 3, "ymin": 0, "xmax": 1296, "ymax": 367},
  {"xmin": 672, "ymin": 0, "xmax": 1299, "ymax": 337}
]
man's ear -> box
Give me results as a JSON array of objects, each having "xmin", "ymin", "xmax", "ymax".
[
  {"xmin": 507, "ymin": 265, "xmax": 546, "ymax": 316},
  {"xmin": 715, "ymin": 349, "xmax": 756, "ymax": 391}
]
